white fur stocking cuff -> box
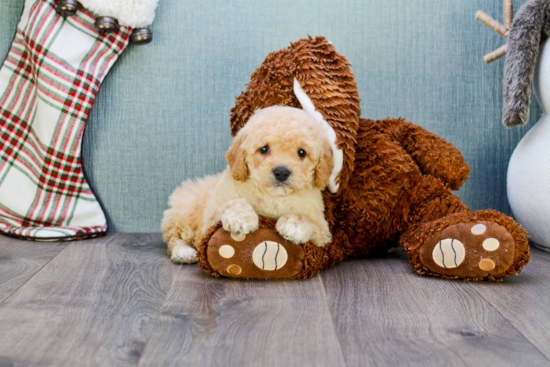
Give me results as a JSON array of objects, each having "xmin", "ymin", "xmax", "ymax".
[{"xmin": 78, "ymin": 0, "xmax": 160, "ymax": 28}]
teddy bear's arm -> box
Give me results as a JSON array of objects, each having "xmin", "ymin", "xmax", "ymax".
[{"xmin": 377, "ymin": 118, "xmax": 470, "ymax": 190}]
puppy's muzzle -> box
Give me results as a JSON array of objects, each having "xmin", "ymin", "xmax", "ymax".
[{"xmin": 273, "ymin": 166, "xmax": 291, "ymax": 183}]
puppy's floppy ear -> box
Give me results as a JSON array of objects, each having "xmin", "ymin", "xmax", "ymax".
[
  {"xmin": 314, "ymin": 139, "xmax": 334, "ymax": 189},
  {"xmin": 503, "ymin": 0, "xmax": 550, "ymax": 127},
  {"xmin": 226, "ymin": 132, "xmax": 249, "ymax": 181}
]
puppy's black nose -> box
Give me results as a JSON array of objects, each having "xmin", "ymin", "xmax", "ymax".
[{"xmin": 273, "ymin": 167, "xmax": 291, "ymax": 182}]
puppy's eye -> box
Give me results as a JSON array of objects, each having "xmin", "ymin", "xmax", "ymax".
[
  {"xmin": 298, "ymin": 149, "xmax": 306, "ymax": 158},
  {"xmin": 260, "ymin": 146, "xmax": 269, "ymax": 154}
]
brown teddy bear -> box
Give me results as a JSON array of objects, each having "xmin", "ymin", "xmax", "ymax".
[{"xmin": 197, "ymin": 36, "xmax": 530, "ymax": 281}]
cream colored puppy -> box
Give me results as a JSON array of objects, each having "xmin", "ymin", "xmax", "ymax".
[{"xmin": 161, "ymin": 106, "xmax": 334, "ymax": 264}]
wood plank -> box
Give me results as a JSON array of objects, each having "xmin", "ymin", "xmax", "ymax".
[
  {"xmin": 467, "ymin": 246, "xmax": 550, "ymax": 359},
  {"xmin": 0, "ymin": 235, "xmax": 67, "ymax": 303},
  {"xmin": 138, "ymin": 267, "xmax": 346, "ymax": 367},
  {"xmin": 321, "ymin": 250, "xmax": 550, "ymax": 367},
  {"xmin": 0, "ymin": 233, "xmax": 177, "ymax": 367}
]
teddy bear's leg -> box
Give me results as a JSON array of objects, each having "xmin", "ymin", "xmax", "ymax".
[
  {"xmin": 196, "ymin": 217, "xmax": 333, "ymax": 279},
  {"xmin": 377, "ymin": 118, "xmax": 471, "ymax": 190},
  {"xmin": 399, "ymin": 176, "xmax": 530, "ymax": 281}
]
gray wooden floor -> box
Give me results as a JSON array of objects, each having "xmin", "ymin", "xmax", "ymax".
[{"xmin": 1, "ymin": 234, "xmax": 549, "ymax": 367}]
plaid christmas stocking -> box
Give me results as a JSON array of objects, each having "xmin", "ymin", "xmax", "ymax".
[{"xmin": 0, "ymin": 0, "xmax": 157, "ymax": 240}]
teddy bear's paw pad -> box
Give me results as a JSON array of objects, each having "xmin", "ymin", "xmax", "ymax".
[
  {"xmin": 252, "ymin": 241, "xmax": 289, "ymax": 271},
  {"xmin": 205, "ymin": 228, "xmax": 305, "ymax": 279},
  {"xmin": 171, "ymin": 245, "xmax": 199, "ymax": 264},
  {"xmin": 419, "ymin": 221, "xmax": 516, "ymax": 278},
  {"xmin": 431, "ymin": 239, "xmax": 465, "ymax": 268}
]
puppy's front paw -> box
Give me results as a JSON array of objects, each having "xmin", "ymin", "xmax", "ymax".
[
  {"xmin": 276, "ymin": 215, "xmax": 314, "ymax": 245},
  {"xmin": 170, "ymin": 242, "xmax": 198, "ymax": 264},
  {"xmin": 221, "ymin": 199, "xmax": 259, "ymax": 235}
]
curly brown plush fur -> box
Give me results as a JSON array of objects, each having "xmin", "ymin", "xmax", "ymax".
[
  {"xmin": 197, "ymin": 36, "xmax": 530, "ymax": 281},
  {"xmin": 331, "ymin": 118, "xmax": 471, "ymax": 257}
]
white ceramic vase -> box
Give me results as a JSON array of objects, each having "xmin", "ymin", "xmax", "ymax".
[{"xmin": 507, "ymin": 39, "xmax": 550, "ymax": 251}]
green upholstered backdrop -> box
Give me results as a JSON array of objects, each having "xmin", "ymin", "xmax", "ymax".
[{"xmin": 0, "ymin": 0, "xmax": 540, "ymax": 232}]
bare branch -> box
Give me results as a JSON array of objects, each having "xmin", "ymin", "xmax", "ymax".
[
  {"xmin": 477, "ymin": 2, "xmax": 514, "ymax": 63},
  {"xmin": 504, "ymin": 0, "xmax": 514, "ymax": 29},
  {"xmin": 476, "ymin": 10, "xmax": 508, "ymax": 38},
  {"xmin": 484, "ymin": 44, "xmax": 508, "ymax": 64}
]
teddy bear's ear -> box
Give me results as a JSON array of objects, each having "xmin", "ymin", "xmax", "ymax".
[
  {"xmin": 503, "ymin": 0, "xmax": 550, "ymax": 127},
  {"xmin": 230, "ymin": 49, "xmax": 297, "ymax": 136},
  {"xmin": 291, "ymin": 37, "xmax": 360, "ymax": 192},
  {"xmin": 225, "ymin": 132, "xmax": 249, "ymax": 181},
  {"xmin": 230, "ymin": 36, "xmax": 361, "ymax": 193}
]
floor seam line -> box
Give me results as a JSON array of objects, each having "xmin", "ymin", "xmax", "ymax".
[
  {"xmin": 0, "ymin": 234, "xmax": 119, "ymax": 305},
  {"xmin": 0, "ymin": 241, "xmax": 71, "ymax": 305},
  {"xmin": 136, "ymin": 265, "xmax": 181, "ymax": 366},
  {"xmin": 318, "ymin": 272, "xmax": 350, "ymax": 367},
  {"xmin": 465, "ymin": 282, "xmax": 550, "ymax": 362}
]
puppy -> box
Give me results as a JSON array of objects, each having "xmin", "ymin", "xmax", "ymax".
[{"xmin": 161, "ymin": 106, "xmax": 334, "ymax": 264}]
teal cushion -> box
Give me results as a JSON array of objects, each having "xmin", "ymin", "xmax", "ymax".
[{"xmin": 0, "ymin": 0, "xmax": 538, "ymax": 232}]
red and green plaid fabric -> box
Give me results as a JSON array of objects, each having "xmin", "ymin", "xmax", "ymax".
[{"xmin": 0, "ymin": 0, "xmax": 131, "ymax": 240}]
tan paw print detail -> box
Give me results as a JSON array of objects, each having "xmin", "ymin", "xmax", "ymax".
[
  {"xmin": 252, "ymin": 241, "xmax": 288, "ymax": 271},
  {"xmin": 479, "ymin": 258, "xmax": 496, "ymax": 271},
  {"xmin": 432, "ymin": 239, "xmax": 465, "ymax": 269},
  {"xmin": 219, "ymin": 245, "xmax": 235, "ymax": 258},
  {"xmin": 420, "ymin": 220, "xmax": 516, "ymax": 278},
  {"xmin": 482, "ymin": 238, "xmax": 500, "ymax": 252}
]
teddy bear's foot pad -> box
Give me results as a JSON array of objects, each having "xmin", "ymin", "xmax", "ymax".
[
  {"xmin": 204, "ymin": 228, "xmax": 306, "ymax": 279},
  {"xmin": 419, "ymin": 221, "xmax": 516, "ymax": 279}
]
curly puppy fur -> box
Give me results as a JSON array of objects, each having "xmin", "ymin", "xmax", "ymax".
[{"xmin": 161, "ymin": 106, "xmax": 334, "ymax": 263}]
